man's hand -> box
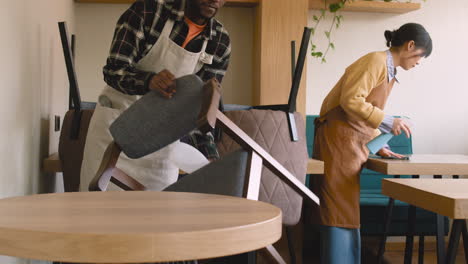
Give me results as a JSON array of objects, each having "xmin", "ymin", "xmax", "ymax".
[
  {"xmin": 149, "ymin": 69, "xmax": 176, "ymax": 98},
  {"xmin": 377, "ymin": 148, "xmax": 406, "ymax": 159},
  {"xmin": 204, "ymin": 78, "xmax": 221, "ymax": 91},
  {"xmin": 392, "ymin": 118, "xmax": 412, "ymax": 138}
]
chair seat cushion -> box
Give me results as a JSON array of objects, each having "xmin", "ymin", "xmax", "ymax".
[
  {"xmin": 110, "ymin": 75, "xmax": 205, "ymax": 159},
  {"xmin": 163, "ymin": 150, "xmax": 248, "ymax": 197}
]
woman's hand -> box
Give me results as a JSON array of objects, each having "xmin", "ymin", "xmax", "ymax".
[
  {"xmin": 377, "ymin": 148, "xmax": 406, "ymax": 159},
  {"xmin": 392, "ymin": 118, "xmax": 412, "ymax": 138},
  {"xmin": 149, "ymin": 69, "xmax": 176, "ymax": 98}
]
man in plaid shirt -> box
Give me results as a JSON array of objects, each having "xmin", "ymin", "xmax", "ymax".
[{"xmin": 103, "ymin": 0, "xmax": 231, "ymax": 160}]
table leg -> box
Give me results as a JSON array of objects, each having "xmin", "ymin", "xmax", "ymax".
[
  {"xmin": 436, "ymin": 214, "xmax": 446, "ymax": 264},
  {"xmin": 462, "ymin": 220, "xmax": 468, "ymax": 264},
  {"xmin": 247, "ymin": 251, "xmax": 256, "ymax": 264},
  {"xmin": 446, "ymin": 219, "xmax": 464, "ymax": 264},
  {"xmin": 377, "ymin": 197, "xmax": 395, "ymax": 264},
  {"xmin": 286, "ymin": 226, "xmax": 296, "ymax": 264},
  {"xmin": 418, "ymin": 235, "xmax": 424, "ymax": 264},
  {"xmin": 432, "ymin": 175, "xmax": 446, "ymax": 264},
  {"xmin": 403, "ymin": 175, "xmax": 419, "ymax": 264},
  {"xmin": 404, "ymin": 204, "xmax": 417, "ymax": 264}
]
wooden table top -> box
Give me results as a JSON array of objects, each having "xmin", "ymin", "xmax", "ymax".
[
  {"xmin": 0, "ymin": 191, "xmax": 282, "ymax": 263},
  {"xmin": 366, "ymin": 154, "xmax": 468, "ymax": 175},
  {"xmin": 382, "ymin": 179, "xmax": 468, "ymax": 219},
  {"xmin": 307, "ymin": 158, "xmax": 324, "ymax": 174}
]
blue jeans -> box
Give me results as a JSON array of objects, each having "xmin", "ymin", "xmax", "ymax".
[{"xmin": 320, "ymin": 225, "xmax": 361, "ymax": 264}]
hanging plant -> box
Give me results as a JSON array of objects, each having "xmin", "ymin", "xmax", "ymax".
[
  {"xmin": 310, "ymin": 0, "xmax": 426, "ymax": 63},
  {"xmin": 310, "ymin": 0, "xmax": 348, "ymax": 63}
]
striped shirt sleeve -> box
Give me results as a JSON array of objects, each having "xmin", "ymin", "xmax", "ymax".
[{"xmin": 103, "ymin": 0, "xmax": 157, "ymax": 95}]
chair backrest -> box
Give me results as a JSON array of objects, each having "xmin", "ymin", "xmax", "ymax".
[
  {"xmin": 57, "ymin": 22, "xmax": 97, "ymax": 192},
  {"xmin": 217, "ymin": 110, "xmax": 309, "ymax": 226},
  {"xmin": 58, "ymin": 109, "xmax": 94, "ymax": 192}
]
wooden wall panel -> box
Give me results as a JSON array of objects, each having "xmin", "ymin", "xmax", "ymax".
[{"xmin": 254, "ymin": 0, "xmax": 309, "ymax": 115}]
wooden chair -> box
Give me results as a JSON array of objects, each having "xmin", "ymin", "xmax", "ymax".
[{"xmin": 89, "ymin": 80, "xmax": 319, "ymax": 264}]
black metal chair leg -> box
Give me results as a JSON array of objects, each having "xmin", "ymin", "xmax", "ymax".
[
  {"xmin": 418, "ymin": 235, "xmax": 424, "ymax": 264},
  {"xmin": 446, "ymin": 220, "xmax": 464, "ymax": 264},
  {"xmin": 436, "ymin": 214, "xmax": 446, "ymax": 264},
  {"xmin": 377, "ymin": 197, "xmax": 396, "ymax": 264},
  {"xmin": 286, "ymin": 226, "xmax": 297, "ymax": 264},
  {"xmin": 462, "ymin": 220, "xmax": 468, "ymax": 264}
]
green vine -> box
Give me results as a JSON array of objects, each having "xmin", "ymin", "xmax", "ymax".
[
  {"xmin": 310, "ymin": 0, "xmax": 426, "ymax": 63},
  {"xmin": 310, "ymin": 0, "xmax": 348, "ymax": 63}
]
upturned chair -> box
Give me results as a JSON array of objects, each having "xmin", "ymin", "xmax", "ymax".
[{"xmin": 88, "ymin": 74, "xmax": 319, "ymax": 264}]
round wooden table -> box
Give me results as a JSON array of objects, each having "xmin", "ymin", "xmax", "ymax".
[{"xmin": 0, "ymin": 191, "xmax": 282, "ymax": 263}]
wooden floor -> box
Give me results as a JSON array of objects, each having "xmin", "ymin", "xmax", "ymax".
[
  {"xmin": 364, "ymin": 238, "xmax": 467, "ymax": 264},
  {"xmin": 383, "ymin": 249, "xmax": 466, "ymax": 264},
  {"xmin": 302, "ymin": 237, "xmax": 467, "ymax": 264}
]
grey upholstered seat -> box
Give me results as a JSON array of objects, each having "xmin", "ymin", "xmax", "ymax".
[
  {"xmin": 110, "ymin": 74, "xmax": 205, "ymax": 159},
  {"xmin": 163, "ymin": 150, "xmax": 248, "ymax": 197}
]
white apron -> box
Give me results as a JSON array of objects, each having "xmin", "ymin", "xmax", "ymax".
[{"xmin": 80, "ymin": 19, "xmax": 211, "ymax": 191}]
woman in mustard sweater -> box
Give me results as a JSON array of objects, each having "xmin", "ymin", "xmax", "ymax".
[{"xmin": 310, "ymin": 23, "xmax": 432, "ymax": 263}]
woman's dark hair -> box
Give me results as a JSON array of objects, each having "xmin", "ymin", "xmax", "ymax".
[{"xmin": 384, "ymin": 23, "xmax": 432, "ymax": 57}]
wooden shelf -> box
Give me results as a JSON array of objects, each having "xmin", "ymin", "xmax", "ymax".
[
  {"xmin": 75, "ymin": 0, "xmax": 259, "ymax": 7},
  {"xmin": 307, "ymin": 158, "xmax": 324, "ymax": 174},
  {"xmin": 309, "ymin": 0, "xmax": 421, "ymax": 14},
  {"xmin": 43, "ymin": 153, "xmax": 62, "ymax": 173}
]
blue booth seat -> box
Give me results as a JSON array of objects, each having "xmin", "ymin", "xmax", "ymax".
[{"xmin": 305, "ymin": 115, "xmax": 448, "ymax": 237}]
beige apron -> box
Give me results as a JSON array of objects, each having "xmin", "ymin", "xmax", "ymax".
[
  {"xmin": 310, "ymin": 77, "xmax": 395, "ymax": 228},
  {"xmin": 80, "ymin": 19, "xmax": 211, "ymax": 191}
]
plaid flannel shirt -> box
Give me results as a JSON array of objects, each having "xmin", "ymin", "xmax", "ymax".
[
  {"xmin": 103, "ymin": 0, "xmax": 231, "ymax": 95},
  {"xmin": 103, "ymin": 0, "xmax": 230, "ymax": 160}
]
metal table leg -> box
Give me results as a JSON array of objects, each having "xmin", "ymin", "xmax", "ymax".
[
  {"xmin": 247, "ymin": 251, "xmax": 256, "ymax": 264},
  {"xmin": 446, "ymin": 220, "xmax": 464, "ymax": 264},
  {"xmin": 436, "ymin": 214, "xmax": 446, "ymax": 264},
  {"xmin": 418, "ymin": 235, "xmax": 424, "ymax": 264},
  {"xmin": 377, "ymin": 174, "xmax": 401, "ymax": 264},
  {"xmin": 404, "ymin": 204, "xmax": 417, "ymax": 264},
  {"xmin": 286, "ymin": 226, "xmax": 297, "ymax": 264},
  {"xmin": 462, "ymin": 220, "xmax": 468, "ymax": 264},
  {"xmin": 377, "ymin": 195, "xmax": 396, "ymax": 264},
  {"xmin": 432, "ymin": 175, "xmax": 446, "ymax": 264},
  {"xmin": 404, "ymin": 175, "xmax": 419, "ymax": 264}
]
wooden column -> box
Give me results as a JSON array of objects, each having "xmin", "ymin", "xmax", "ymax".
[{"xmin": 253, "ymin": 0, "xmax": 309, "ymax": 115}]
